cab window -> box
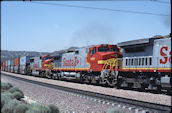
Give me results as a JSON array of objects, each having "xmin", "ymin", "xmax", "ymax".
[
  {"xmin": 90, "ymin": 49, "xmax": 95, "ymax": 55},
  {"xmin": 111, "ymin": 47, "xmax": 119, "ymax": 52},
  {"xmin": 45, "ymin": 57, "xmax": 53, "ymax": 60},
  {"xmin": 98, "ymin": 47, "xmax": 110, "ymax": 52},
  {"xmin": 94, "ymin": 47, "xmax": 96, "ymax": 53}
]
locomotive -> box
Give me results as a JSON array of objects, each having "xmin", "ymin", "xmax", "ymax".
[
  {"xmin": 116, "ymin": 35, "xmax": 171, "ymax": 91},
  {"xmin": 1, "ymin": 34, "xmax": 171, "ymax": 92}
]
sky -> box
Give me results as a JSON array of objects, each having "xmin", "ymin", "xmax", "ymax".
[{"xmin": 1, "ymin": 1, "xmax": 171, "ymax": 52}]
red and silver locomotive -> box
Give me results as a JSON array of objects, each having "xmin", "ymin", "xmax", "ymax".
[{"xmin": 116, "ymin": 35, "xmax": 171, "ymax": 91}]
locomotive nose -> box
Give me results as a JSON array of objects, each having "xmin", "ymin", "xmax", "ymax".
[{"xmin": 102, "ymin": 52, "xmax": 116, "ymax": 60}]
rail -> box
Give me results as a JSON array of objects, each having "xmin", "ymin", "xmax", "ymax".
[{"xmin": 2, "ymin": 72, "xmax": 171, "ymax": 113}]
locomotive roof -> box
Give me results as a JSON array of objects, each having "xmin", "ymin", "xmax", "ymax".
[{"xmin": 117, "ymin": 34, "xmax": 170, "ymax": 48}]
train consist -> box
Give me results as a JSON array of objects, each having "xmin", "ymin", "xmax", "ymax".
[{"xmin": 1, "ymin": 34, "xmax": 171, "ymax": 92}]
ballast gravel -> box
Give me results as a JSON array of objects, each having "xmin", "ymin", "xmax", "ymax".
[
  {"xmin": 1, "ymin": 71, "xmax": 171, "ymax": 107},
  {"xmin": 1, "ymin": 73, "xmax": 132, "ymax": 113}
]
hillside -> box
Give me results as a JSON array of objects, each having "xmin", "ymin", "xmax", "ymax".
[{"xmin": 1, "ymin": 47, "xmax": 79, "ymax": 62}]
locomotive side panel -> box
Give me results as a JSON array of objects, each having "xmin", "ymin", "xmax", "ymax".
[
  {"xmin": 61, "ymin": 47, "xmax": 90, "ymax": 71},
  {"xmin": 153, "ymin": 38, "xmax": 171, "ymax": 69},
  {"xmin": 30, "ymin": 56, "xmax": 42, "ymax": 75},
  {"xmin": 30, "ymin": 57, "xmax": 42, "ymax": 69},
  {"xmin": 20, "ymin": 56, "xmax": 33, "ymax": 74}
]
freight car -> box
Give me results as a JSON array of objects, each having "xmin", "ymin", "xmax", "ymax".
[{"xmin": 116, "ymin": 35, "xmax": 171, "ymax": 91}]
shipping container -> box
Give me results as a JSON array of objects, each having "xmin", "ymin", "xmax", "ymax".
[
  {"xmin": 7, "ymin": 60, "xmax": 11, "ymax": 72},
  {"xmin": 14, "ymin": 57, "xmax": 20, "ymax": 73},
  {"xmin": 10, "ymin": 60, "xmax": 14, "ymax": 72},
  {"xmin": 14, "ymin": 57, "xmax": 20, "ymax": 66},
  {"xmin": 19, "ymin": 56, "xmax": 33, "ymax": 74},
  {"xmin": 2, "ymin": 62, "xmax": 5, "ymax": 71}
]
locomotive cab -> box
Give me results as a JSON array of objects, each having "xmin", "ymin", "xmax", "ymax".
[
  {"xmin": 87, "ymin": 44, "xmax": 122, "ymax": 72},
  {"xmin": 87, "ymin": 44, "xmax": 122, "ymax": 86},
  {"xmin": 41, "ymin": 55, "xmax": 54, "ymax": 70}
]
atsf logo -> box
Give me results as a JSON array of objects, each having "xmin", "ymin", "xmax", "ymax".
[
  {"xmin": 160, "ymin": 46, "xmax": 171, "ymax": 64},
  {"xmin": 63, "ymin": 56, "xmax": 79, "ymax": 66}
]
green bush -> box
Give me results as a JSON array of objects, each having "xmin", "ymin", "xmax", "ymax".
[
  {"xmin": 26, "ymin": 103, "xmax": 51, "ymax": 113},
  {"xmin": 1, "ymin": 82, "xmax": 13, "ymax": 91},
  {"xmin": 48, "ymin": 104, "xmax": 59, "ymax": 113},
  {"xmin": 14, "ymin": 103, "xmax": 30, "ymax": 113},
  {"xmin": 12, "ymin": 91, "xmax": 24, "ymax": 100},
  {"xmin": 1, "ymin": 92, "xmax": 15, "ymax": 109},
  {"xmin": 9, "ymin": 87, "xmax": 24, "ymax": 95},
  {"xmin": 1, "ymin": 99, "xmax": 19, "ymax": 113},
  {"xmin": 1, "ymin": 83, "xmax": 60, "ymax": 113},
  {"xmin": 106, "ymin": 108, "xmax": 124, "ymax": 113}
]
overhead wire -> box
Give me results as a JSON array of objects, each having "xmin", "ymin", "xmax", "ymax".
[
  {"xmin": 151, "ymin": 0, "xmax": 170, "ymax": 4},
  {"xmin": 30, "ymin": 1, "xmax": 170, "ymax": 17}
]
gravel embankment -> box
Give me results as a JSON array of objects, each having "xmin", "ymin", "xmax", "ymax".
[
  {"xmin": 1, "ymin": 73, "xmax": 134, "ymax": 113},
  {"xmin": 1, "ymin": 71, "xmax": 171, "ymax": 106}
]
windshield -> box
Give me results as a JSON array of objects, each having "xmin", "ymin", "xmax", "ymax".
[
  {"xmin": 98, "ymin": 47, "xmax": 119, "ymax": 52},
  {"xmin": 45, "ymin": 57, "xmax": 53, "ymax": 60},
  {"xmin": 98, "ymin": 48, "xmax": 110, "ymax": 52},
  {"xmin": 111, "ymin": 48, "xmax": 119, "ymax": 52}
]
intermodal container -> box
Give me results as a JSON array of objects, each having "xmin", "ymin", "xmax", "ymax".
[
  {"xmin": 7, "ymin": 60, "xmax": 11, "ymax": 72},
  {"xmin": 20, "ymin": 56, "xmax": 33, "ymax": 65},
  {"xmin": 19, "ymin": 56, "xmax": 33, "ymax": 74},
  {"xmin": 14, "ymin": 57, "xmax": 20, "ymax": 66},
  {"xmin": 1, "ymin": 62, "xmax": 5, "ymax": 71},
  {"xmin": 10, "ymin": 60, "xmax": 14, "ymax": 72},
  {"xmin": 14, "ymin": 57, "xmax": 20, "ymax": 73}
]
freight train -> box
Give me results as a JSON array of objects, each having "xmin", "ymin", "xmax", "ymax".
[{"xmin": 1, "ymin": 34, "xmax": 171, "ymax": 93}]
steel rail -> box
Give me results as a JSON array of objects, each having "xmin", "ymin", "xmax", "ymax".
[{"xmin": 2, "ymin": 72, "xmax": 171, "ymax": 113}]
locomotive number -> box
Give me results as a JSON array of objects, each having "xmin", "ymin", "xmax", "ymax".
[{"xmin": 160, "ymin": 46, "xmax": 171, "ymax": 64}]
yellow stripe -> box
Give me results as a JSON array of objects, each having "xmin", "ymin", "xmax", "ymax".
[
  {"xmin": 122, "ymin": 67, "xmax": 171, "ymax": 70},
  {"xmin": 98, "ymin": 58, "xmax": 116, "ymax": 64},
  {"xmin": 97, "ymin": 60, "xmax": 104, "ymax": 64},
  {"xmin": 53, "ymin": 68, "xmax": 89, "ymax": 70}
]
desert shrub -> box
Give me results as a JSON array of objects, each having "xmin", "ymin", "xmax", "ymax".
[
  {"xmin": 1, "ymin": 99, "xmax": 19, "ymax": 113},
  {"xmin": 1, "ymin": 82, "xmax": 13, "ymax": 91},
  {"xmin": 26, "ymin": 103, "xmax": 51, "ymax": 113},
  {"xmin": 1, "ymin": 92, "xmax": 15, "ymax": 108},
  {"xmin": 1, "ymin": 93, "xmax": 14, "ymax": 109},
  {"xmin": 9, "ymin": 87, "xmax": 24, "ymax": 95},
  {"xmin": 14, "ymin": 103, "xmax": 30, "ymax": 113},
  {"xmin": 48, "ymin": 104, "xmax": 59, "ymax": 113},
  {"xmin": 106, "ymin": 108, "xmax": 124, "ymax": 113},
  {"xmin": 12, "ymin": 91, "xmax": 24, "ymax": 100}
]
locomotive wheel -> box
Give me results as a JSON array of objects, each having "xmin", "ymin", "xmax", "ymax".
[
  {"xmin": 80, "ymin": 77, "xmax": 84, "ymax": 84},
  {"xmin": 96, "ymin": 80, "xmax": 100, "ymax": 85},
  {"xmin": 40, "ymin": 72, "xmax": 44, "ymax": 78},
  {"xmin": 88, "ymin": 79, "xmax": 92, "ymax": 84},
  {"xmin": 140, "ymin": 84, "xmax": 147, "ymax": 91}
]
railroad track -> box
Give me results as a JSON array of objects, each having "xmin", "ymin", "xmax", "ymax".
[{"xmin": 2, "ymin": 72, "xmax": 171, "ymax": 113}]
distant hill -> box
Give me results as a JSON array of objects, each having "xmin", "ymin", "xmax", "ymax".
[{"xmin": 1, "ymin": 46, "xmax": 79, "ymax": 62}]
